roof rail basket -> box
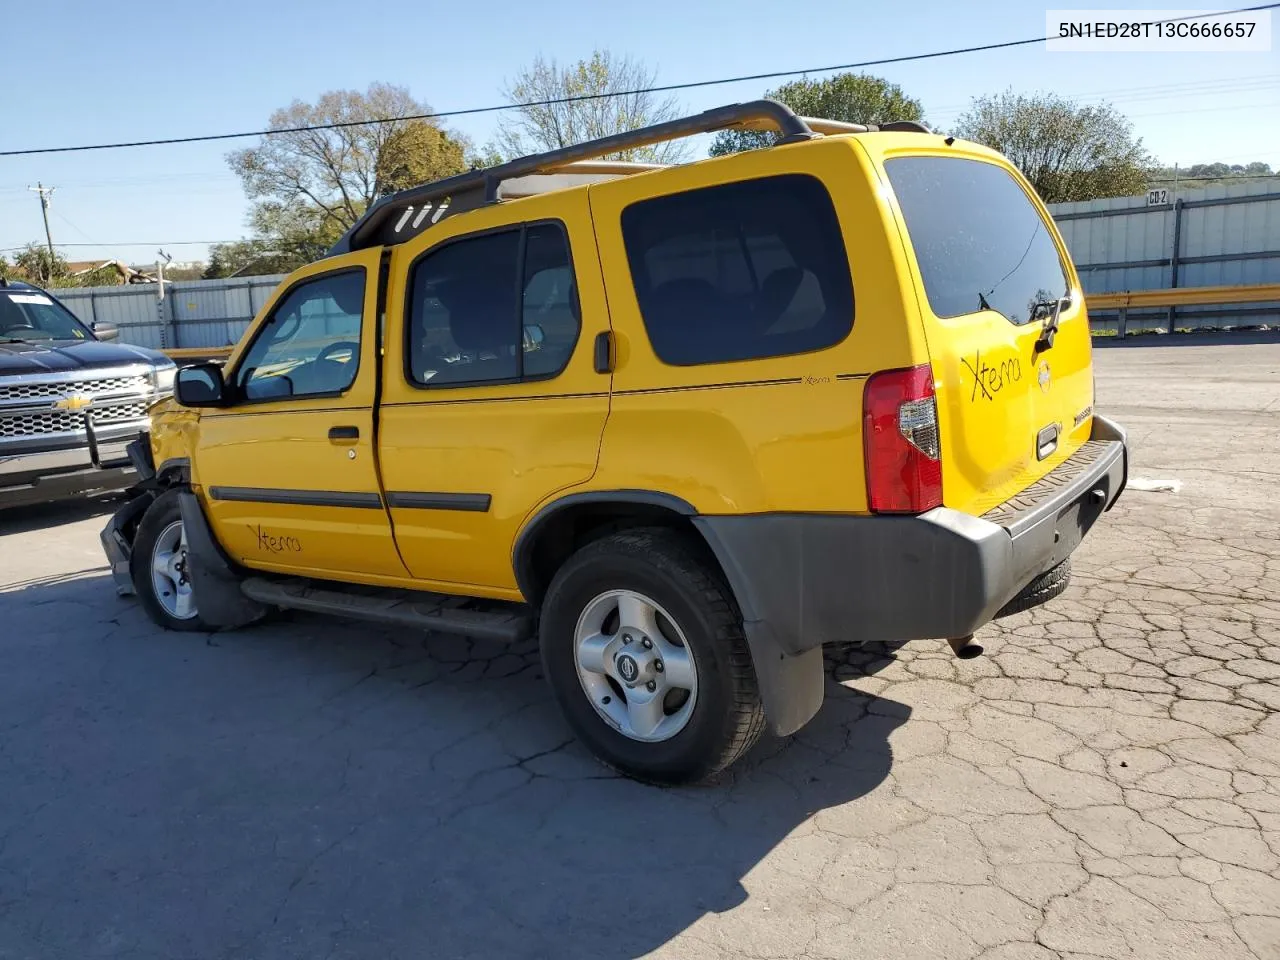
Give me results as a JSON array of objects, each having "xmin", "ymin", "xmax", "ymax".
[{"xmin": 328, "ymin": 99, "xmax": 926, "ymax": 254}]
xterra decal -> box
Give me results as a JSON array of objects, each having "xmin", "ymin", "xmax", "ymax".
[
  {"xmin": 249, "ymin": 525, "xmax": 302, "ymax": 554},
  {"xmin": 962, "ymin": 351, "xmax": 1023, "ymax": 402}
]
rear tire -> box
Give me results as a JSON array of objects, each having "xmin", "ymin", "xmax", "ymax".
[
  {"xmin": 539, "ymin": 528, "xmax": 765, "ymax": 785},
  {"xmin": 995, "ymin": 558, "xmax": 1072, "ymax": 619},
  {"xmin": 130, "ymin": 489, "xmax": 210, "ymax": 632}
]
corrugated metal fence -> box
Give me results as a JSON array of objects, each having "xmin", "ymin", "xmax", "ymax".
[
  {"xmin": 1049, "ymin": 178, "xmax": 1280, "ymax": 333},
  {"xmin": 51, "ymin": 179, "xmax": 1280, "ymax": 348},
  {"xmin": 55, "ymin": 275, "xmax": 286, "ymax": 350}
]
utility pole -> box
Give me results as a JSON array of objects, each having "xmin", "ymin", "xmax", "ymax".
[
  {"xmin": 156, "ymin": 249, "xmax": 173, "ymax": 299},
  {"xmin": 27, "ymin": 182, "xmax": 56, "ymax": 262}
]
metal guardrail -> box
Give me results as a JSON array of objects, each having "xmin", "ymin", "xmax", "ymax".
[
  {"xmin": 163, "ymin": 346, "xmax": 234, "ymax": 362},
  {"xmin": 159, "ymin": 282, "xmax": 1280, "ymax": 363},
  {"xmin": 1087, "ymin": 282, "xmax": 1280, "ymax": 338},
  {"xmin": 1087, "ymin": 282, "xmax": 1280, "ymax": 310}
]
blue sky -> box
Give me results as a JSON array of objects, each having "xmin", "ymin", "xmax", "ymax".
[{"xmin": 0, "ymin": 0, "xmax": 1276, "ymax": 266}]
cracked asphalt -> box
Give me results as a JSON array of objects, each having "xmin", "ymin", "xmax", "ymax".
[{"xmin": 2, "ymin": 335, "xmax": 1278, "ymax": 960}]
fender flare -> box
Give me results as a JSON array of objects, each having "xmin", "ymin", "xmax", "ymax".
[
  {"xmin": 513, "ymin": 489, "xmax": 825, "ymax": 737},
  {"xmin": 176, "ymin": 490, "xmax": 266, "ymax": 629},
  {"xmin": 511, "ymin": 489, "xmax": 697, "ymax": 601}
]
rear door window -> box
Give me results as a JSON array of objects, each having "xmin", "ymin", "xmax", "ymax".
[
  {"xmin": 406, "ymin": 222, "xmax": 579, "ymax": 386},
  {"xmin": 884, "ymin": 157, "xmax": 1069, "ymax": 325},
  {"xmin": 621, "ymin": 174, "xmax": 854, "ymax": 366}
]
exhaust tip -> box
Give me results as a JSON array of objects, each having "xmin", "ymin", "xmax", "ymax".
[{"xmin": 947, "ymin": 635, "xmax": 984, "ymax": 659}]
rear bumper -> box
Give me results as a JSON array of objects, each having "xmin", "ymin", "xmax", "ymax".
[{"xmin": 695, "ymin": 414, "xmax": 1129, "ymax": 655}]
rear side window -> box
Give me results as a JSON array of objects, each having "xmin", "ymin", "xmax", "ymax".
[
  {"xmin": 621, "ymin": 174, "xmax": 854, "ymax": 366},
  {"xmin": 406, "ymin": 222, "xmax": 579, "ymax": 386},
  {"xmin": 885, "ymin": 157, "xmax": 1069, "ymax": 325}
]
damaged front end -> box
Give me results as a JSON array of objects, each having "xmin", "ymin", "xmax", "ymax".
[{"xmin": 99, "ymin": 434, "xmax": 160, "ymax": 595}]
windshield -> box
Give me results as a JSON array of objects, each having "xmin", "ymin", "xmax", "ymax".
[
  {"xmin": 0, "ymin": 288, "xmax": 94, "ymax": 342},
  {"xmin": 885, "ymin": 156, "xmax": 1069, "ymax": 326}
]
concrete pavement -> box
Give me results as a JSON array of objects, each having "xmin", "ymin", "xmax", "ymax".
[{"xmin": 1, "ymin": 339, "xmax": 1278, "ymax": 959}]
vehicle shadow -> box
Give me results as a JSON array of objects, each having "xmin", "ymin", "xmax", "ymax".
[
  {"xmin": 0, "ymin": 490, "xmax": 126, "ymax": 534},
  {"xmin": 0, "ymin": 571, "xmax": 910, "ymax": 960}
]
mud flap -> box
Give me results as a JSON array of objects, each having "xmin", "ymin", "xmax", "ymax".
[
  {"xmin": 742, "ymin": 623, "xmax": 826, "ymax": 736},
  {"xmin": 177, "ymin": 491, "xmax": 267, "ymax": 629}
]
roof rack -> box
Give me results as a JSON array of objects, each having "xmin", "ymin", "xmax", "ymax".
[{"xmin": 328, "ymin": 99, "xmax": 930, "ymax": 255}]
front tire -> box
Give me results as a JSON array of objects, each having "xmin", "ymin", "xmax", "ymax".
[
  {"xmin": 540, "ymin": 529, "xmax": 765, "ymax": 785},
  {"xmin": 130, "ymin": 489, "xmax": 210, "ymax": 631}
]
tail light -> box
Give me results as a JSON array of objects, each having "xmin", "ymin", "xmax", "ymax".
[{"xmin": 863, "ymin": 364, "xmax": 942, "ymax": 513}]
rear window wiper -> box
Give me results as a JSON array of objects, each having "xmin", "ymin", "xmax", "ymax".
[{"xmin": 1031, "ymin": 296, "xmax": 1072, "ymax": 351}]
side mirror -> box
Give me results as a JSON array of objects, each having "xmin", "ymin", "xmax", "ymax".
[
  {"xmin": 93, "ymin": 321, "xmax": 120, "ymax": 342},
  {"xmin": 175, "ymin": 362, "xmax": 227, "ymax": 407},
  {"xmin": 523, "ymin": 324, "xmax": 545, "ymax": 351}
]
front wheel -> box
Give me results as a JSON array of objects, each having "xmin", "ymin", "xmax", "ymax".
[
  {"xmin": 539, "ymin": 529, "xmax": 765, "ymax": 785},
  {"xmin": 130, "ymin": 489, "xmax": 210, "ymax": 631}
]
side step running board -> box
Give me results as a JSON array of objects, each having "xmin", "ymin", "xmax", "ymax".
[{"xmin": 240, "ymin": 577, "xmax": 535, "ymax": 643}]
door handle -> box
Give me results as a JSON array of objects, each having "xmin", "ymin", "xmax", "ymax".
[{"xmin": 328, "ymin": 425, "xmax": 360, "ymax": 442}]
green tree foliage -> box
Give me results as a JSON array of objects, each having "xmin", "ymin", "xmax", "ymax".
[
  {"xmin": 953, "ymin": 90, "xmax": 1152, "ymax": 203},
  {"xmin": 496, "ymin": 50, "xmax": 689, "ymax": 164},
  {"xmin": 12, "ymin": 244, "xmax": 69, "ymax": 286},
  {"xmin": 1148, "ymin": 160, "xmax": 1274, "ymax": 189},
  {"xmin": 225, "ymin": 83, "xmax": 472, "ymax": 271},
  {"xmin": 1, "ymin": 245, "xmax": 128, "ymax": 287},
  {"xmin": 708, "ymin": 73, "xmax": 926, "ymax": 157},
  {"xmin": 202, "ymin": 241, "xmax": 296, "ymax": 279}
]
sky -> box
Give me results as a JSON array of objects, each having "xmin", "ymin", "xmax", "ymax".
[{"xmin": 0, "ymin": 0, "xmax": 1276, "ymax": 267}]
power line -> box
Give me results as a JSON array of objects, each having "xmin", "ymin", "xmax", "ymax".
[
  {"xmin": 0, "ymin": 240, "xmax": 237, "ymax": 253},
  {"xmin": 2, "ymin": 2, "xmax": 1276, "ymax": 158},
  {"xmin": 926, "ymin": 73, "xmax": 1280, "ymax": 117}
]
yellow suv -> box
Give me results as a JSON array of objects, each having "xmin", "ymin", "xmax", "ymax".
[{"xmin": 100, "ymin": 100, "xmax": 1127, "ymax": 784}]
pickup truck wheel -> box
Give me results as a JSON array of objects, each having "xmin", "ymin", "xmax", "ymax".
[
  {"xmin": 540, "ymin": 529, "xmax": 765, "ymax": 785},
  {"xmin": 130, "ymin": 489, "xmax": 209, "ymax": 632}
]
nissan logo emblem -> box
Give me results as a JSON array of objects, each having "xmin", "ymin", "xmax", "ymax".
[{"xmin": 616, "ymin": 654, "xmax": 639, "ymax": 683}]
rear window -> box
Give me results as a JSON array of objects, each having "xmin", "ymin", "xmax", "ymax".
[
  {"xmin": 621, "ymin": 174, "xmax": 854, "ymax": 366},
  {"xmin": 885, "ymin": 157, "xmax": 1069, "ymax": 325}
]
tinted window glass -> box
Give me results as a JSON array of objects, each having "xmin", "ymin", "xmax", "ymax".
[
  {"xmin": 237, "ymin": 271, "xmax": 364, "ymax": 401},
  {"xmin": 407, "ymin": 224, "xmax": 578, "ymax": 386},
  {"xmin": 0, "ymin": 290, "xmax": 92, "ymax": 342},
  {"xmin": 885, "ymin": 157, "xmax": 1069, "ymax": 324},
  {"xmin": 621, "ymin": 175, "xmax": 853, "ymax": 366},
  {"xmin": 522, "ymin": 225, "xmax": 579, "ymax": 378}
]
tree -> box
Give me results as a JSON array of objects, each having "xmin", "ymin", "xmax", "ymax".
[
  {"xmin": 1148, "ymin": 160, "xmax": 1273, "ymax": 188},
  {"xmin": 203, "ymin": 241, "xmax": 296, "ymax": 279},
  {"xmin": 12, "ymin": 244, "xmax": 69, "ymax": 286},
  {"xmin": 496, "ymin": 50, "xmax": 689, "ymax": 164},
  {"xmin": 953, "ymin": 91, "xmax": 1151, "ymax": 204},
  {"xmin": 709, "ymin": 73, "xmax": 925, "ymax": 157},
  {"xmin": 226, "ymin": 83, "xmax": 472, "ymax": 269}
]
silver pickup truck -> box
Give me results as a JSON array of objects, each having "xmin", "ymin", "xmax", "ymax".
[{"xmin": 0, "ymin": 279, "xmax": 176, "ymax": 510}]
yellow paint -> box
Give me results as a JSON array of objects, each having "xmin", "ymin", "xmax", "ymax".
[
  {"xmin": 379, "ymin": 188, "xmax": 610, "ymax": 591},
  {"xmin": 147, "ymin": 127, "xmax": 1097, "ymax": 599},
  {"xmin": 867, "ymin": 136, "xmax": 1095, "ymax": 515}
]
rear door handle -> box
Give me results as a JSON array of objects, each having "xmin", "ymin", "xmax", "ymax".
[{"xmin": 329, "ymin": 425, "xmax": 360, "ymax": 442}]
